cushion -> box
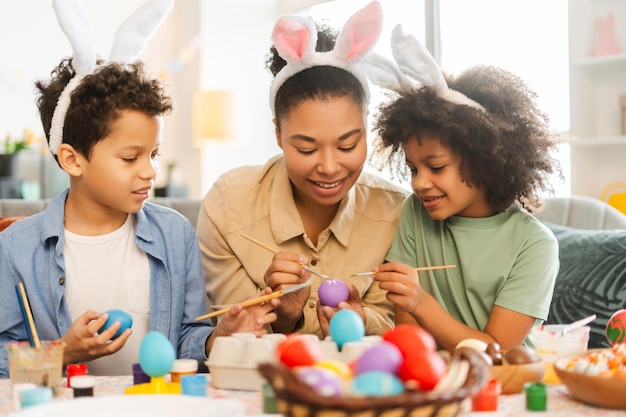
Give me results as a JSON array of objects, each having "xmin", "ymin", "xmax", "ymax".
[{"xmin": 542, "ymin": 221, "xmax": 626, "ymax": 348}]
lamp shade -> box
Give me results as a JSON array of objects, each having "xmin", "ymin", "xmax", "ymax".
[{"xmin": 192, "ymin": 90, "xmax": 233, "ymax": 147}]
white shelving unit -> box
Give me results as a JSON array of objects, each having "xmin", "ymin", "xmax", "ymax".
[{"xmin": 569, "ymin": 0, "xmax": 626, "ymax": 199}]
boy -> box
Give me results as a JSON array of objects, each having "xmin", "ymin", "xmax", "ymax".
[{"xmin": 0, "ymin": 0, "xmax": 276, "ymax": 377}]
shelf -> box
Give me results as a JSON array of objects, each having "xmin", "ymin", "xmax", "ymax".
[
  {"xmin": 573, "ymin": 53, "xmax": 626, "ymax": 69},
  {"xmin": 569, "ymin": 135, "xmax": 626, "ymax": 148}
]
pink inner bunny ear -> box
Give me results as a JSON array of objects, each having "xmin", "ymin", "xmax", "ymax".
[
  {"xmin": 334, "ymin": 1, "xmax": 383, "ymax": 61},
  {"xmin": 272, "ymin": 16, "xmax": 317, "ymax": 63}
]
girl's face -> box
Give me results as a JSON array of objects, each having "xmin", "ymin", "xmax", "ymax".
[
  {"xmin": 76, "ymin": 110, "xmax": 162, "ymax": 215},
  {"xmin": 404, "ymin": 136, "xmax": 493, "ymax": 219},
  {"xmin": 276, "ymin": 97, "xmax": 367, "ymax": 210}
]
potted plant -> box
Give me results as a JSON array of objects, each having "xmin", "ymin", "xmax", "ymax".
[{"xmin": 0, "ymin": 129, "xmax": 35, "ymax": 178}]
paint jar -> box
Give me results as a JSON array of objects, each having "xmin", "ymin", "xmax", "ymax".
[
  {"xmin": 19, "ymin": 387, "xmax": 53, "ymax": 409},
  {"xmin": 132, "ymin": 363, "xmax": 150, "ymax": 385},
  {"xmin": 71, "ymin": 375, "xmax": 95, "ymax": 397},
  {"xmin": 471, "ymin": 379, "xmax": 502, "ymax": 411},
  {"xmin": 180, "ymin": 374, "xmax": 207, "ymax": 397},
  {"xmin": 66, "ymin": 363, "xmax": 88, "ymax": 388},
  {"xmin": 170, "ymin": 359, "xmax": 198, "ymax": 383}
]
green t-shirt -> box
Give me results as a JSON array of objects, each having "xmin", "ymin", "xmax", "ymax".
[{"xmin": 386, "ymin": 195, "xmax": 559, "ymax": 339}]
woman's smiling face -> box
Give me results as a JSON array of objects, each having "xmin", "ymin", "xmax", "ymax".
[{"xmin": 276, "ymin": 96, "xmax": 367, "ymax": 209}]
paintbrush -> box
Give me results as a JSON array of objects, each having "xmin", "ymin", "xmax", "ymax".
[
  {"xmin": 195, "ymin": 279, "xmax": 311, "ymax": 321},
  {"xmin": 241, "ymin": 233, "xmax": 329, "ymax": 280},
  {"xmin": 350, "ymin": 264, "xmax": 457, "ymax": 277},
  {"xmin": 16, "ymin": 282, "xmax": 41, "ymax": 348}
]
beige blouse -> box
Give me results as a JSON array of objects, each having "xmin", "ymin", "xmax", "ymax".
[{"xmin": 197, "ymin": 155, "xmax": 409, "ymax": 338}]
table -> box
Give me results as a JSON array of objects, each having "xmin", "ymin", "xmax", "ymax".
[{"xmin": 0, "ymin": 376, "xmax": 624, "ymax": 417}]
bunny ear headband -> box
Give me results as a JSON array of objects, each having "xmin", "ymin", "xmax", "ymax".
[
  {"xmin": 49, "ymin": 0, "xmax": 174, "ymax": 155},
  {"xmin": 269, "ymin": 0, "xmax": 383, "ymax": 116},
  {"xmin": 360, "ymin": 24, "xmax": 485, "ymax": 112}
]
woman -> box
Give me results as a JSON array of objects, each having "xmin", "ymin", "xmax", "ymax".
[{"xmin": 197, "ymin": 1, "xmax": 408, "ymax": 338}]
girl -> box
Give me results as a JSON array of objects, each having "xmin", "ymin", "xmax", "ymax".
[{"xmin": 368, "ymin": 26, "xmax": 562, "ymax": 351}]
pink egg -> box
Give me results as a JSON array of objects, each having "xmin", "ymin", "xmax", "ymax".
[
  {"xmin": 354, "ymin": 341, "xmax": 403, "ymax": 376},
  {"xmin": 318, "ymin": 279, "xmax": 349, "ymax": 307}
]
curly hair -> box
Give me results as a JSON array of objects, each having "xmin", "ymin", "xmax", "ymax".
[
  {"xmin": 265, "ymin": 21, "xmax": 367, "ymax": 128},
  {"xmin": 35, "ymin": 57, "xmax": 173, "ymax": 165},
  {"xmin": 372, "ymin": 66, "xmax": 563, "ymax": 213}
]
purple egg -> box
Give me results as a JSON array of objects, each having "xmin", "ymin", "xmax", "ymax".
[
  {"xmin": 354, "ymin": 341, "xmax": 403, "ymax": 376},
  {"xmin": 318, "ymin": 279, "xmax": 349, "ymax": 307},
  {"xmin": 295, "ymin": 367, "xmax": 343, "ymax": 397}
]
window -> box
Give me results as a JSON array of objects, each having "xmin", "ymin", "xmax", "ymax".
[{"xmin": 306, "ymin": 0, "xmax": 570, "ymax": 195}]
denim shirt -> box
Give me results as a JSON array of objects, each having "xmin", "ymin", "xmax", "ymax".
[{"xmin": 0, "ymin": 189, "xmax": 214, "ymax": 378}]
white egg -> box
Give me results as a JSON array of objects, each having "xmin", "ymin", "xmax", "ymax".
[{"xmin": 455, "ymin": 338, "xmax": 488, "ymax": 352}]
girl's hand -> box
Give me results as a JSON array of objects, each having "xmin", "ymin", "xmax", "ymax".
[
  {"xmin": 373, "ymin": 262, "xmax": 423, "ymax": 314},
  {"xmin": 60, "ymin": 310, "xmax": 131, "ymax": 365},
  {"xmin": 263, "ymin": 251, "xmax": 312, "ymax": 332},
  {"xmin": 316, "ymin": 282, "xmax": 365, "ymax": 337}
]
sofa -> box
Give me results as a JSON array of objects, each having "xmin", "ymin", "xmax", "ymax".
[{"xmin": 2, "ymin": 195, "xmax": 626, "ymax": 348}]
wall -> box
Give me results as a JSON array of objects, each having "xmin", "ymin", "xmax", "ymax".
[{"xmin": 0, "ymin": 0, "xmax": 200, "ymax": 198}]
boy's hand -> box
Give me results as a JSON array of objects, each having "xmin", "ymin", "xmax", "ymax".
[
  {"xmin": 316, "ymin": 282, "xmax": 365, "ymax": 337},
  {"xmin": 60, "ymin": 310, "xmax": 131, "ymax": 365}
]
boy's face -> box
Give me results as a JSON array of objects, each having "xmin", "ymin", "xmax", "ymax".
[
  {"xmin": 404, "ymin": 136, "xmax": 493, "ymax": 220},
  {"xmin": 77, "ymin": 110, "xmax": 162, "ymax": 214},
  {"xmin": 276, "ymin": 97, "xmax": 367, "ymax": 211}
]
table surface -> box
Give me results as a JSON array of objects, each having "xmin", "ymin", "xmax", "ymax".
[{"xmin": 0, "ymin": 375, "xmax": 624, "ymax": 417}]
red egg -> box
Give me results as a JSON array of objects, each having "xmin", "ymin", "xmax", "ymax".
[
  {"xmin": 276, "ymin": 335, "xmax": 323, "ymax": 368},
  {"xmin": 318, "ymin": 279, "xmax": 349, "ymax": 307},
  {"xmin": 383, "ymin": 324, "xmax": 437, "ymax": 358},
  {"xmin": 398, "ymin": 350, "xmax": 447, "ymax": 391}
]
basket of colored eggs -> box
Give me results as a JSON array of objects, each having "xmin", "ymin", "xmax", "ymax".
[
  {"xmin": 258, "ymin": 321, "xmax": 489, "ymax": 417},
  {"xmin": 554, "ymin": 342, "xmax": 626, "ymax": 409}
]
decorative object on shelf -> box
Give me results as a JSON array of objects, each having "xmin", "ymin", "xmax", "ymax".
[
  {"xmin": 594, "ymin": 13, "xmax": 621, "ymax": 57},
  {"xmin": 600, "ymin": 182, "xmax": 626, "ymax": 215},
  {"xmin": 0, "ymin": 129, "xmax": 37, "ymax": 178}
]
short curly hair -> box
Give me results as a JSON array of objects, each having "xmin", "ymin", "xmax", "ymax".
[
  {"xmin": 372, "ymin": 65, "xmax": 563, "ymax": 213},
  {"xmin": 35, "ymin": 57, "xmax": 173, "ymax": 165}
]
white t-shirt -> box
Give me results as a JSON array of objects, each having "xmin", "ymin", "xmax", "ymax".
[{"xmin": 64, "ymin": 214, "xmax": 150, "ymax": 376}]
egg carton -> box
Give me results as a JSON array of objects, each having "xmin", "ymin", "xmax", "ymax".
[{"xmin": 206, "ymin": 333, "xmax": 382, "ymax": 391}]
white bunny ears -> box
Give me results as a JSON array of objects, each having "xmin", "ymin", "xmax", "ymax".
[
  {"xmin": 361, "ymin": 25, "xmax": 485, "ymax": 112},
  {"xmin": 49, "ymin": 0, "xmax": 174, "ymax": 155},
  {"xmin": 269, "ymin": 0, "xmax": 383, "ymax": 116}
]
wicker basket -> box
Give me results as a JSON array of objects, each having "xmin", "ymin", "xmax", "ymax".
[{"xmin": 258, "ymin": 347, "xmax": 489, "ymax": 417}]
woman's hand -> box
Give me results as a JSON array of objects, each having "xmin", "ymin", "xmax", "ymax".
[
  {"xmin": 316, "ymin": 282, "xmax": 365, "ymax": 337},
  {"xmin": 60, "ymin": 310, "xmax": 131, "ymax": 365},
  {"xmin": 373, "ymin": 262, "xmax": 424, "ymax": 314},
  {"xmin": 207, "ymin": 287, "xmax": 279, "ymax": 355},
  {"xmin": 215, "ymin": 287, "xmax": 279, "ymax": 337},
  {"xmin": 263, "ymin": 251, "xmax": 312, "ymax": 332}
]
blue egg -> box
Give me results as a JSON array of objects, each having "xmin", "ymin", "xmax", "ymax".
[
  {"xmin": 100, "ymin": 309, "xmax": 133, "ymax": 340},
  {"xmin": 138, "ymin": 331, "xmax": 176, "ymax": 377},
  {"xmin": 351, "ymin": 371, "xmax": 405, "ymax": 397},
  {"xmin": 329, "ymin": 309, "xmax": 365, "ymax": 349}
]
